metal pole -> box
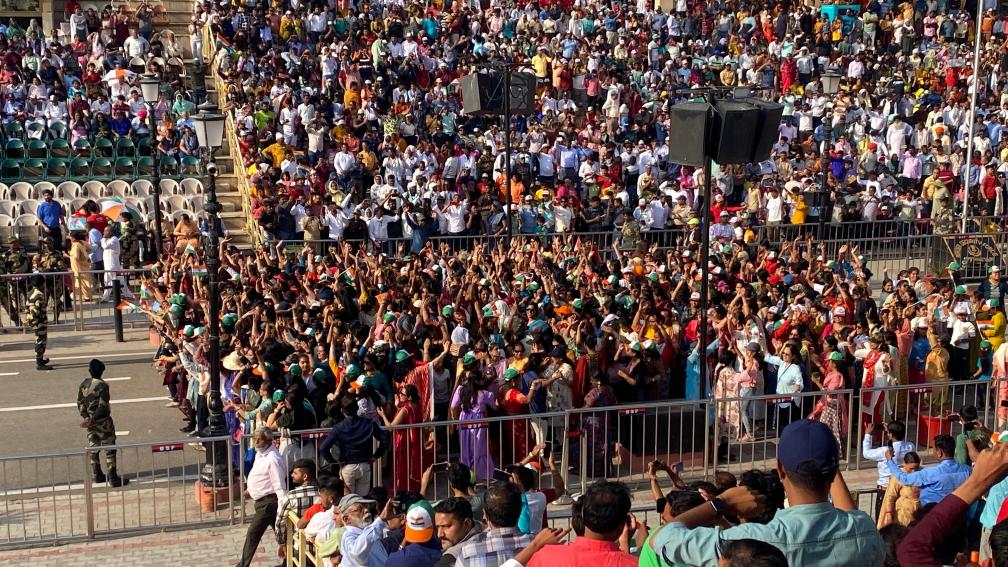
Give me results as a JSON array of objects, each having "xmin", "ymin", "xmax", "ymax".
[
  {"xmin": 201, "ymin": 148, "xmax": 227, "ymax": 485},
  {"xmin": 962, "ymin": 3, "xmax": 984, "ymax": 234},
  {"xmin": 112, "ymin": 278, "xmax": 123, "ymax": 343},
  {"xmin": 698, "ymin": 153, "xmax": 712, "ymax": 397},
  {"xmin": 504, "ymin": 68, "xmax": 513, "ymax": 242},
  {"xmin": 148, "ymin": 104, "xmax": 164, "ymax": 259},
  {"xmin": 819, "ymin": 113, "xmax": 832, "ymax": 240},
  {"xmin": 205, "ymin": 150, "xmax": 221, "ymax": 395}
]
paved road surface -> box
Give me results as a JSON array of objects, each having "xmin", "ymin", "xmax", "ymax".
[{"xmin": 0, "ymin": 329, "xmax": 204, "ymax": 490}]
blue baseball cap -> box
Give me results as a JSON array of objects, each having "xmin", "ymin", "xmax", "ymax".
[{"xmin": 777, "ymin": 420, "xmax": 839, "ymax": 474}]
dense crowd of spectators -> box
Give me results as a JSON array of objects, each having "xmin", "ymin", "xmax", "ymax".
[
  {"xmin": 111, "ymin": 0, "xmax": 1008, "ymax": 565},
  {"xmin": 195, "ymin": 0, "xmax": 1008, "ymax": 249},
  {"xmin": 0, "ymin": 2, "xmax": 204, "ymax": 168}
]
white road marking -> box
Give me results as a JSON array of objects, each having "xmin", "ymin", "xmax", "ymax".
[
  {"xmin": 0, "ymin": 396, "xmax": 165, "ymax": 413},
  {"xmin": 0, "ymin": 371, "xmax": 19, "ymax": 376},
  {"xmin": 0, "ymin": 473, "xmax": 202, "ymax": 497},
  {"xmin": 115, "ymin": 431, "xmax": 130, "ymax": 436},
  {"xmin": 104, "ymin": 377, "xmax": 132, "ymax": 382},
  {"xmin": 0, "ymin": 351, "xmax": 151, "ymax": 364}
]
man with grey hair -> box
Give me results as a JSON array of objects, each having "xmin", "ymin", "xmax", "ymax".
[{"xmin": 237, "ymin": 427, "xmax": 287, "ymax": 567}]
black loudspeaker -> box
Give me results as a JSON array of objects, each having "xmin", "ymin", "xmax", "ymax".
[
  {"xmin": 743, "ymin": 98, "xmax": 785, "ymax": 163},
  {"xmin": 667, "ymin": 102, "xmax": 712, "ymax": 167},
  {"xmin": 460, "ymin": 72, "xmax": 537, "ymax": 117},
  {"xmin": 507, "ymin": 72, "xmax": 536, "ymax": 116},
  {"xmin": 709, "ymin": 100, "xmax": 760, "ymax": 165}
]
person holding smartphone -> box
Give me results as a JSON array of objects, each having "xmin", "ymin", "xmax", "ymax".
[{"xmin": 862, "ymin": 421, "xmax": 915, "ymax": 517}]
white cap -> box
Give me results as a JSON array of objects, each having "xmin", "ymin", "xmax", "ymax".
[
  {"xmin": 690, "ymin": 292, "xmax": 701, "ymax": 300},
  {"xmin": 834, "ymin": 306, "xmax": 846, "ymax": 316}
]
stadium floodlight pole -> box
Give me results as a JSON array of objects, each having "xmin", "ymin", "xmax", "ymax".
[
  {"xmin": 139, "ymin": 73, "xmax": 164, "ymax": 259},
  {"xmin": 192, "ymin": 101, "xmax": 227, "ymax": 485},
  {"xmin": 819, "ymin": 71, "xmax": 842, "ymax": 241},
  {"xmin": 962, "ymin": 5, "xmax": 984, "ymax": 234}
]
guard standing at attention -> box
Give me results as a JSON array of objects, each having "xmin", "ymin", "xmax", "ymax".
[
  {"xmin": 26, "ymin": 274, "xmax": 50, "ymax": 370},
  {"xmin": 78, "ymin": 359, "xmax": 129, "ymax": 487}
]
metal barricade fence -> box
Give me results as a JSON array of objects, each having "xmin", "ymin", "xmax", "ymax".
[
  {"xmin": 0, "ymin": 269, "xmax": 151, "ymax": 332},
  {"xmin": 710, "ymin": 389, "xmax": 856, "ymax": 476},
  {"xmin": 853, "ymin": 377, "xmax": 996, "ymax": 472},
  {"xmin": 0, "ymin": 435, "xmax": 238, "ymax": 548},
  {"xmin": 1, "ymin": 378, "xmax": 1001, "ymax": 548}
]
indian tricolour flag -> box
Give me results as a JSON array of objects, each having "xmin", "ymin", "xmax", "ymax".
[
  {"xmin": 139, "ymin": 282, "xmax": 152, "ymax": 299},
  {"xmin": 116, "ymin": 300, "xmax": 138, "ymax": 313},
  {"xmin": 191, "ymin": 266, "xmax": 208, "ymax": 277},
  {"xmin": 184, "ymin": 244, "xmax": 196, "ymax": 255}
]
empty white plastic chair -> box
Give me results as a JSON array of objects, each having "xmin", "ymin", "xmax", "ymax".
[
  {"xmin": 57, "ymin": 181, "xmax": 81, "ymax": 200},
  {"xmin": 10, "ymin": 182, "xmax": 33, "ymax": 201},
  {"xmin": 82, "ymin": 180, "xmax": 104, "ymax": 200}
]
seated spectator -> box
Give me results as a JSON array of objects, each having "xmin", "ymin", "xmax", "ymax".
[{"xmin": 453, "ymin": 482, "xmax": 532, "ymax": 567}]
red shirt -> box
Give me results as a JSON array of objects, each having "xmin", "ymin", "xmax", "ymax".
[
  {"xmin": 527, "ymin": 536, "xmax": 638, "ymax": 567},
  {"xmin": 301, "ymin": 502, "xmax": 324, "ymax": 524}
]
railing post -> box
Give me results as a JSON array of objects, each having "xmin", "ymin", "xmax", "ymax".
[
  {"xmin": 579, "ymin": 428, "xmax": 587, "ymax": 497},
  {"xmin": 82, "ymin": 450, "xmax": 94, "ymax": 539},
  {"xmin": 112, "ymin": 277, "xmax": 124, "ymax": 343},
  {"xmin": 226, "ymin": 435, "xmax": 235, "ymax": 524}
]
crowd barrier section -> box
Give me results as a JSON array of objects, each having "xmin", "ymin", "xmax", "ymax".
[
  {"xmin": 0, "ymin": 269, "xmax": 152, "ymax": 332},
  {"xmin": 5, "ymin": 376, "xmax": 999, "ymax": 548},
  {"xmin": 0, "ymin": 434, "xmax": 238, "ymax": 548}
]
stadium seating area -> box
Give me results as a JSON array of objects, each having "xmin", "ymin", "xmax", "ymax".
[
  {"xmin": 0, "ymin": 178, "xmax": 227, "ymax": 248},
  {"xmin": 0, "ymin": 121, "xmax": 203, "ymax": 181}
]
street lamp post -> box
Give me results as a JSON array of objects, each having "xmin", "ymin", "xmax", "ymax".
[
  {"xmin": 819, "ymin": 71, "xmax": 842, "ymax": 241},
  {"xmin": 192, "ymin": 101, "xmax": 226, "ymax": 485},
  {"xmin": 139, "ymin": 73, "xmax": 164, "ymax": 259}
]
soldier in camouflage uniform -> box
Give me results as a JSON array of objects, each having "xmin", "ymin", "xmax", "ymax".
[
  {"xmin": 4, "ymin": 238, "xmax": 29, "ymax": 320},
  {"xmin": 77, "ymin": 359, "xmax": 128, "ymax": 487},
  {"xmin": 0, "ymin": 238, "xmax": 21, "ymax": 326},
  {"xmin": 34, "ymin": 238, "xmax": 66, "ymax": 324},
  {"xmin": 26, "ymin": 275, "xmax": 50, "ymax": 370},
  {"xmin": 118, "ymin": 212, "xmax": 139, "ymax": 270}
]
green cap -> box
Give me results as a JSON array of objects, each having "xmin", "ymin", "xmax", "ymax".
[
  {"xmin": 442, "ymin": 305, "xmax": 454, "ymax": 317},
  {"xmin": 221, "ymin": 313, "xmax": 238, "ymax": 327},
  {"xmin": 630, "ymin": 341, "xmax": 642, "ymax": 352},
  {"xmin": 826, "ymin": 261, "xmax": 838, "ymax": 270},
  {"xmin": 990, "ymin": 298, "xmax": 1001, "ymax": 308},
  {"xmin": 288, "ymin": 364, "xmax": 302, "ymax": 376},
  {"xmin": 648, "ymin": 272, "xmax": 659, "ymax": 282},
  {"xmin": 395, "ymin": 350, "xmax": 409, "ymax": 362},
  {"xmin": 384, "ymin": 312, "xmax": 395, "ymax": 322},
  {"xmin": 528, "ymin": 282, "xmax": 540, "ymax": 291},
  {"xmin": 828, "ymin": 351, "xmax": 845, "ymax": 361},
  {"xmin": 482, "ymin": 306, "xmax": 494, "ymax": 317},
  {"xmin": 503, "ymin": 368, "xmax": 520, "ymax": 380},
  {"xmin": 346, "ymin": 364, "xmax": 361, "ymax": 378},
  {"xmin": 721, "ymin": 245, "xmax": 732, "ymax": 254},
  {"xmin": 272, "ymin": 390, "xmax": 286, "ymax": 403},
  {"xmin": 982, "ymin": 340, "xmax": 993, "ymax": 349},
  {"xmin": 462, "ymin": 352, "xmax": 477, "ymax": 364},
  {"xmin": 313, "ymin": 368, "xmax": 327, "ymax": 379},
  {"xmin": 955, "ymin": 285, "xmax": 967, "ymax": 295},
  {"xmin": 948, "ymin": 261, "xmax": 960, "ymax": 271},
  {"xmin": 183, "ymin": 324, "xmax": 195, "ymax": 336},
  {"xmin": 572, "ymin": 298, "xmax": 584, "ymax": 309}
]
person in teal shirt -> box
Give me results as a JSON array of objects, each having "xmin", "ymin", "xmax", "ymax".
[{"xmin": 652, "ymin": 420, "xmax": 885, "ymax": 567}]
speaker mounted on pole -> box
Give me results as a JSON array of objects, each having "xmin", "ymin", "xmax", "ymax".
[{"xmin": 666, "ymin": 102, "xmax": 712, "ymax": 167}]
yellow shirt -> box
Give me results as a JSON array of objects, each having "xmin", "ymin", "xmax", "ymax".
[
  {"xmin": 790, "ymin": 194, "xmax": 807, "ymax": 225},
  {"xmin": 532, "ymin": 54, "xmax": 551, "ymax": 78}
]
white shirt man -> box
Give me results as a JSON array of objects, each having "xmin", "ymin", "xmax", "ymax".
[
  {"xmin": 862, "ymin": 427, "xmax": 916, "ymax": 489},
  {"xmin": 438, "ymin": 198, "xmax": 468, "ymax": 234}
]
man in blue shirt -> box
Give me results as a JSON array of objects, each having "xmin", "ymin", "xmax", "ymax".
[
  {"xmin": 35, "ymin": 189, "xmax": 65, "ymax": 251},
  {"xmin": 886, "ymin": 434, "xmax": 972, "ymax": 505},
  {"xmin": 651, "ymin": 419, "xmax": 885, "ymax": 567},
  {"xmin": 319, "ymin": 394, "xmax": 388, "ymax": 497}
]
